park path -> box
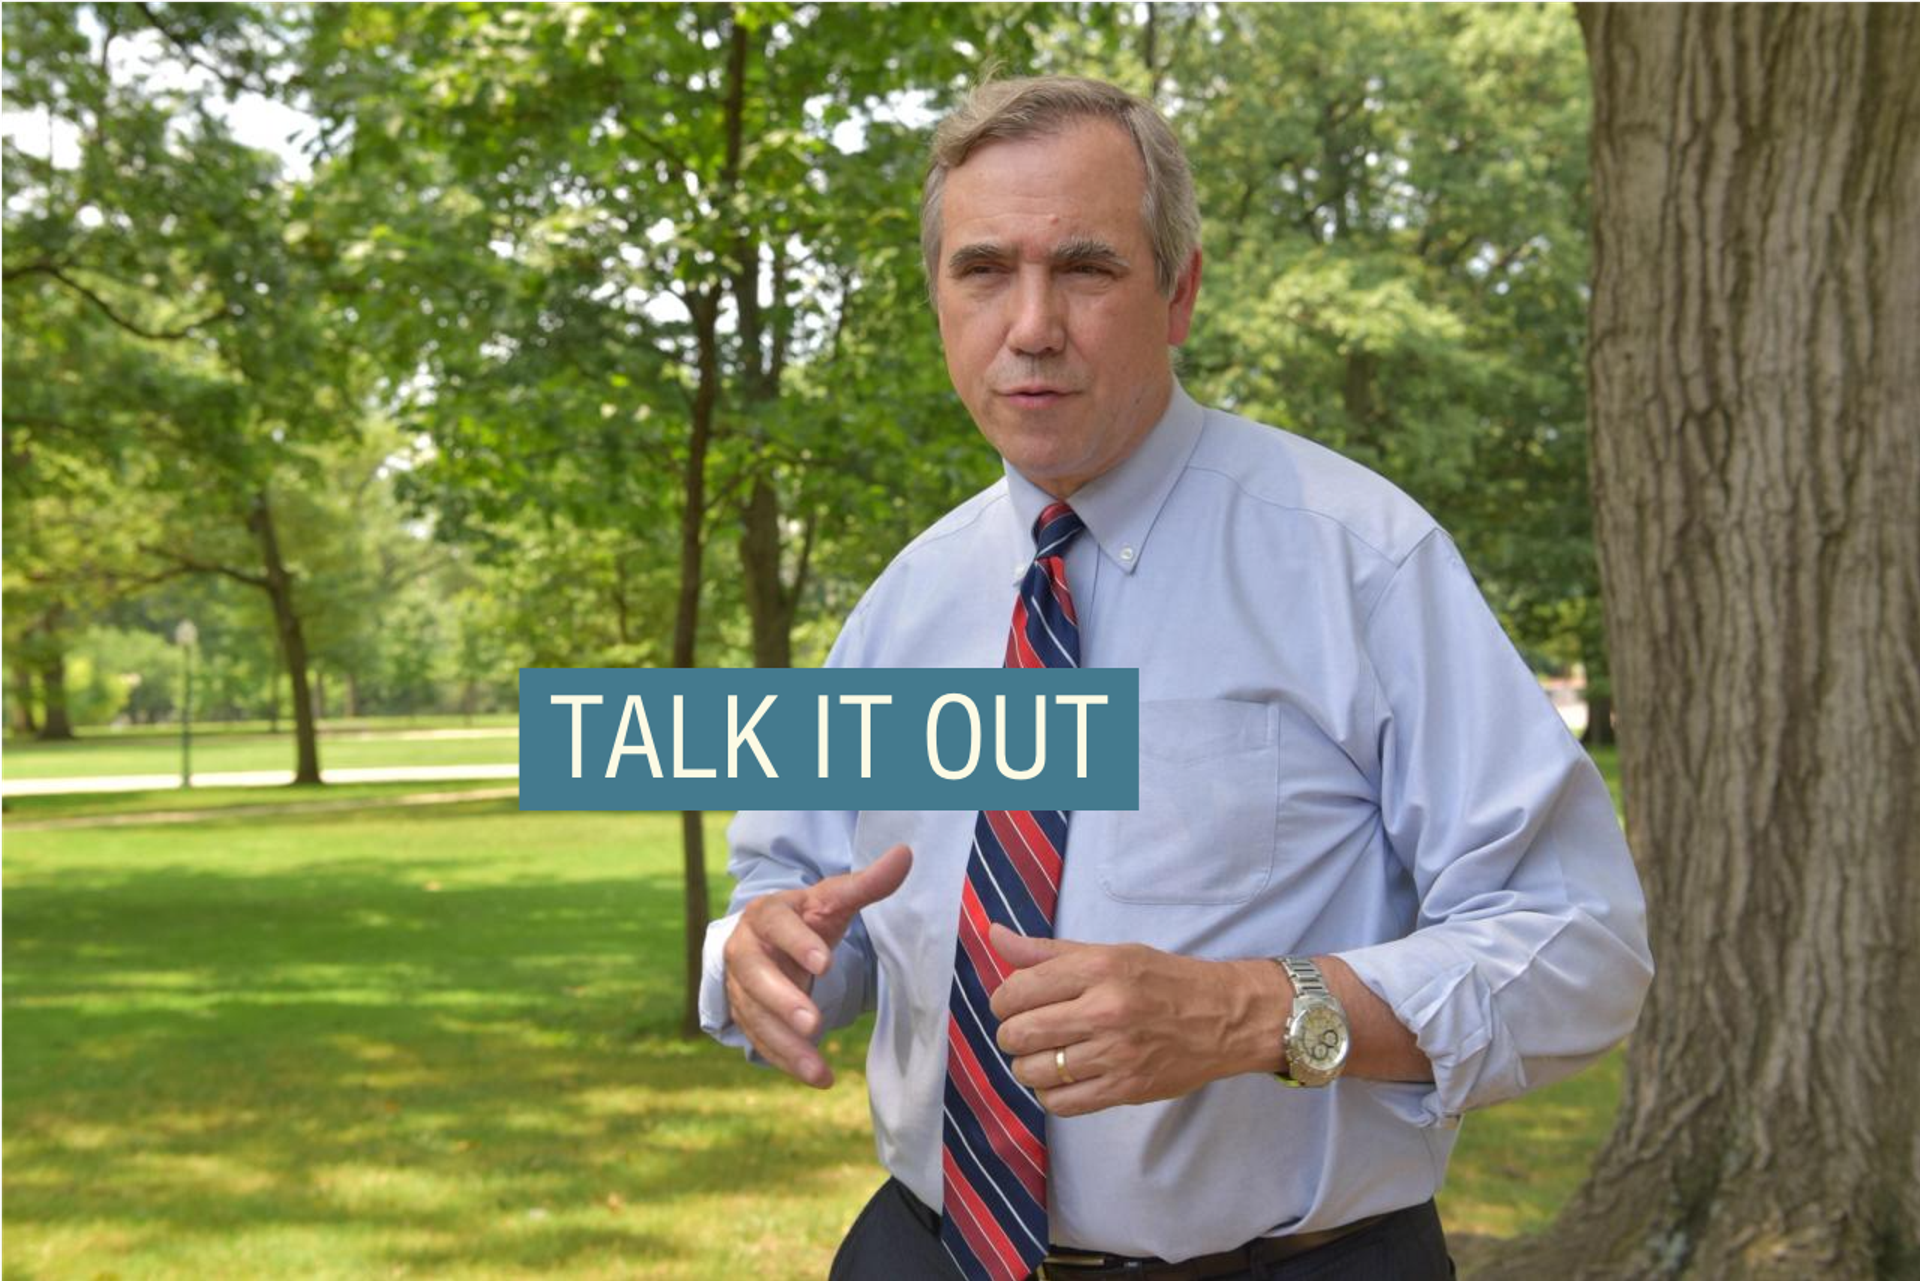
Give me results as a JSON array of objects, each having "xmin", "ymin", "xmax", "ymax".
[
  {"xmin": 4, "ymin": 784, "xmax": 520, "ymax": 831},
  {"xmin": 0, "ymin": 762, "xmax": 519, "ymax": 799}
]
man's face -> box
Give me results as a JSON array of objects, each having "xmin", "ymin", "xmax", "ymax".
[{"xmin": 933, "ymin": 119, "xmax": 1201, "ymax": 498}]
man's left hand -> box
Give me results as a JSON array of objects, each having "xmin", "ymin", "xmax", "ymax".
[{"xmin": 987, "ymin": 921, "xmax": 1289, "ymax": 1117}]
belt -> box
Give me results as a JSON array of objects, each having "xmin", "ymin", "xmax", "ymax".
[
  {"xmin": 1031, "ymin": 1211, "xmax": 1390, "ymax": 1281},
  {"xmin": 894, "ymin": 1182, "xmax": 1400, "ymax": 1281}
]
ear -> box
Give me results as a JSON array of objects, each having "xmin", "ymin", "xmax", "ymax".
[{"xmin": 1166, "ymin": 248, "xmax": 1203, "ymax": 346}]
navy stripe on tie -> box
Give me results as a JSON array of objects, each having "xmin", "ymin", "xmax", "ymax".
[{"xmin": 941, "ymin": 501, "xmax": 1086, "ymax": 1281}]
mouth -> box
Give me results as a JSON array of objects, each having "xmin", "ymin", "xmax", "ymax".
[{"xmin": 997, "ymin": 386, "xmax": 1076, "ymax": 409}]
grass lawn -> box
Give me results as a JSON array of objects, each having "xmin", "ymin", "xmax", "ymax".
[
  {"xmin": 2, "ymin": 781, "xmax": 516, "ymax": 825},
  {"xmin": 3, "ymin": 723, "xmax": 518, "ymax": 781},
  {"xmin": 5, "ymin": 771, "xmax": 1625, "ymax": 1277}
]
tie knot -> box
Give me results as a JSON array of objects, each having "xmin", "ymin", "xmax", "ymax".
[{"xmin": 1033, "ymin": 502, "xmax": 1084, "ymax": 559}]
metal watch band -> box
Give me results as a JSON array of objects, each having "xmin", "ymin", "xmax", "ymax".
[{"xmin": 1279, "ymin": 955, "xmax": 1331, "ymax": 1000}]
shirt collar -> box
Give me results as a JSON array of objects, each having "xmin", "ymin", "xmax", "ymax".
[{"xmin": 1004, "ymin": 381, "xmax": 1205, "ymax": 579}]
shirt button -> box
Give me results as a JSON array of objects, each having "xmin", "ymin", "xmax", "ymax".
[{"xmin": 1120, "ymin": 546, "xmax": 1136, "ymax": 562}]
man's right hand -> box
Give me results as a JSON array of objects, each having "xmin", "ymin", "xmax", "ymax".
[{"xmin": 721, "ymin": 843, "xmax": 912, "ymax": 1088}]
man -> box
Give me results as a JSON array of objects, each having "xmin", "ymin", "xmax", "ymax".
[{"xmin": 701, "ymin": 76, "xmax": 1652, "ymax": 1281}]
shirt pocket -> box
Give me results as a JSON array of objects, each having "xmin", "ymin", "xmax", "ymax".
[{"xmin": 1089, "ymin": 698, "xmax": 1280, "ymax": 906}]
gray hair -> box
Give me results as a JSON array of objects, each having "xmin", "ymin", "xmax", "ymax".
[{"xmin": 920, "ymin": 76, "xmax": 1201, "ymax": 299}]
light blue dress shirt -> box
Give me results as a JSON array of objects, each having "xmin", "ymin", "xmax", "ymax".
[{"xmin": 701, "ymin": 384, "xmax": 1652, "ymax": 1262}]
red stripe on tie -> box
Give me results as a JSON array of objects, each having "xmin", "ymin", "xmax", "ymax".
[
  {"xmin": 1005, "ymin": 809, "xmax": 1065, "ymax": 890},
  {"xmin": 1046, "ymin": 558, "xmax": 1077, "ymax": 623},
  {"xmin": 1009, "ymin": 597, "xmax": 1043, "ymax": 669},
  {"xmin": 957, "ymin": 885, "xmax": 1009, "ymax": 992},
  {"xmin": 947, "ymin": 1015, "xmax": 1047, "ymax": 1202},
  {"xmin": 984, "ymin": 810, "xmax": 1059, "ymax": 919},
  {"xmin": 942, "ymin": 1149, "xmax": 1029, "ymax": 1281}
]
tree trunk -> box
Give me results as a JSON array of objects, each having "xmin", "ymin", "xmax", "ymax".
[
  {"xmin": 1486, "ymin": 7, "xmax": 1920, "ymax": 1278},
  {"xmin": 719, "ymin": 11, "xmax": 803, "ymax": 673},
  {"xmin": 670, "ymin": 283, "xmax": 723, "ymax": 1039},
  {"xmin": 248, "ymin": 492, "xmax": 322, "ymax": 786},
  {"xmin": 740, "ymin": 477, "xmax": 796, "ymax": 668},
  {"xmin": 1580, "ymin": 693, "xmax": 1614, "ymax": 748},
  {"xmin": 11, "ymin": 658, "xmax": 40, "ymax": 736},
  {"xmin": 36, "ymin": 648, "xmax": 74, "ymax": 741},
  {"xmin": 34, "ymin": 610, "xmax": 75, "ymax": 741}
]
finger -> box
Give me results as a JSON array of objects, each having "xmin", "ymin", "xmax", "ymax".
[
  {"xmin": 1009, "ymin": 1045, "xmax": 1105, "ymax": 1092},
  {"xmin": 728, "ymin": 977, "xmax": 835, "ymax": 1088},
  {"xmin": 996, "ymin": 995, "xmax": 1110, "ymax": 1056},
  {"xmin": 987, "ymin": 921, "xmax": 1076, "ymax": 971},
  {"xmin": 1033, "ymin": 1078, "xmax": 1117, "ymax": 1118},
  {"xmin": 754, "ymin": 900, "xmax": 834, "ymax": 978},
  {"xmin": 805, "ymin": 844, "xmax": 913, "ymax": 928},
  {"xmin": 729, "ymin": 929, "xmax": 824, "ymax": 1038},
  {"xmin": 989, "ymin": 940, "xmax": 1100, "ymax": 1024}
]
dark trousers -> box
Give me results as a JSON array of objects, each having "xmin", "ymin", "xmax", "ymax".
[{"xmin": 829, "ymin": 1178, "xmax": 1454, "ymax": 1281}]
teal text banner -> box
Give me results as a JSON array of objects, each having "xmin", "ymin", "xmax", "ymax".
[{"xmin": 518, "ymin": 668, "xmax": 1140, "ymax": 812}]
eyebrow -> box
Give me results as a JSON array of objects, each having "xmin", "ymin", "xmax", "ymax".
[{"xmin": 945, "ymin": 237, "xmax": 1132, "ymax": 276}]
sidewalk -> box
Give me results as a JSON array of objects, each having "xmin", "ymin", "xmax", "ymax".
[{"xmin": 0, "ymin": 763, "xmax": 519, "ymax": 798}]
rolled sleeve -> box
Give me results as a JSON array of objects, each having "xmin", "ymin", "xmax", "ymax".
[
  {"xmin": 1338, "ymin": 532, "xmax": 1653, "ymax": 1123},
  {"xmin": 696, "ymin": 599, "xmax": 881, "ymax": 1058}
]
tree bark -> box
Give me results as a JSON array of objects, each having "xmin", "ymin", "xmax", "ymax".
[
  {"xmin": 248, "ymin": 492, "xmax": 322, "ymax": 785},
  {"xmin": 740, "ymin": 476, "xmax": 796, "ymax": 668},
  {"xmin": 12, "ymin": 657, "xmax": 40, "ymax": 736},
  {"xmin": 672, "ymin": 282, "xmax": 723, "ymax": 1039},
  {"xmin": 36, "ymin": 650, "xmax": 75, "ymax": 741},
  {"xmin": 34, "ymin": 609, "xmax": 75, "ymax": 741},
  {"xmin": 719, "ymin": 11, "xmax": 805, "ymax": 672},
  {"xmin": 1485, "ymin": 7, "xmax": 1920, "ymax": 1278},
  {"xmin": 1580, "ymin": 694, "xmax": 1614, "ymax": 748}
]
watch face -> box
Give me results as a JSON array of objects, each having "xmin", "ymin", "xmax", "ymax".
[{"xmin": 1290, "ymin": 1002, "xmax": 1350, "ymax": 1082}]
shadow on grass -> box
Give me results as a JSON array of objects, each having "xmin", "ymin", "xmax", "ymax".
[{"xmin": 4, "ymin": 806, "xmax": 879, "ymax": 1276}]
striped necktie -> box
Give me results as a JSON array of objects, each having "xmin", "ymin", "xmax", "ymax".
[{"xmin": 940, "ymin": 501, "xmax": 1084, "ymax": 1281}]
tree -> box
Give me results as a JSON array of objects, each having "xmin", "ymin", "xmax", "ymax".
[
  {"xmin": 1165, "ymin": 5, "xmax": 1604, "ymax": 687},
  {"xmin": 301, "ymin": 1, "xmax": 1024, "ymax": 1034},
  {"xmin": 1485, "ymin": 7, "xmax": 1919, "ymax": 1277},
  {"xmin": 3, "ymin": 3, "xmax": 375, "ymax": 781}
]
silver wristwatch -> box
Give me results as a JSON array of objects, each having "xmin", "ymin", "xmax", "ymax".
[{"xmin": 1273, "ymin": 956, "xmax": 1350, "ymax": 1087}]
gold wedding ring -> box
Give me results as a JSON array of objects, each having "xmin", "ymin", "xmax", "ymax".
[{"xmin": 1054, "ymin": 1047, "xmax": 1077, "ymax": 1086}]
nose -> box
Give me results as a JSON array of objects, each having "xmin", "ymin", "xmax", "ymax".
[{"xmin": 1005, "ymin": 267, "xmax": 1065, "ymax": 358}]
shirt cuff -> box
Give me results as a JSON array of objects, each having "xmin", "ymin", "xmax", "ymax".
[
  {"xmin": 699, "ymin": 912, "xmax": 753, "ymax": 1049},
  {"xmin": 1334, "ymin": 933, "xmax": 1523, "ymax": 1128}
]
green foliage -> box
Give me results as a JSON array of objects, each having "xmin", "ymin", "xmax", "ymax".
[
  {"xmin": 8, "ymin": 2, "xmax": 1608, "ymax": 714},
  {"xmin": 1031, "ymin": 4, "xmax": 1600, "ymax": 663},
  {"xmin": 297, "ymin": 3, "xmax": 1030, "ymax": 667}
]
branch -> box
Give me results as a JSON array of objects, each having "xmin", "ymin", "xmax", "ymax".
[
  {"xmin": 703, "ymin": 456, "xmax": 755, "ymax": 527},
  {"xmin": 786, "ymin": 506, "xmax": 818, "ymax": 609},
  {"xmin": 23, "ymin": 559, "xmax": 191, "ymax": 597},
  {"xmin": 135, "ymin": 2, "xmax": 280, "ymax": 100},
  {"xmin": 4, "ymin": 261, "xmax": 226, "ymax": 341},
  {"xmin": 140, "ymin": 543, "xmax": 269, "ymax": 590}
]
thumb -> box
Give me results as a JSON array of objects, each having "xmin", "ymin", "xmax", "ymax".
[
  {"xmin": 988, "ymin": 921, "xmax": 1073, "ymax": 970},
  {"xmin": 809, "ymin": 844, "xmax": 913, "ymax": 926}
]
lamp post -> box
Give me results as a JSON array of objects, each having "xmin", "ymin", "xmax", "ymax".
[{"xmin": 174, "ymin": 619, "xmax": 198, "ymax": 788}]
